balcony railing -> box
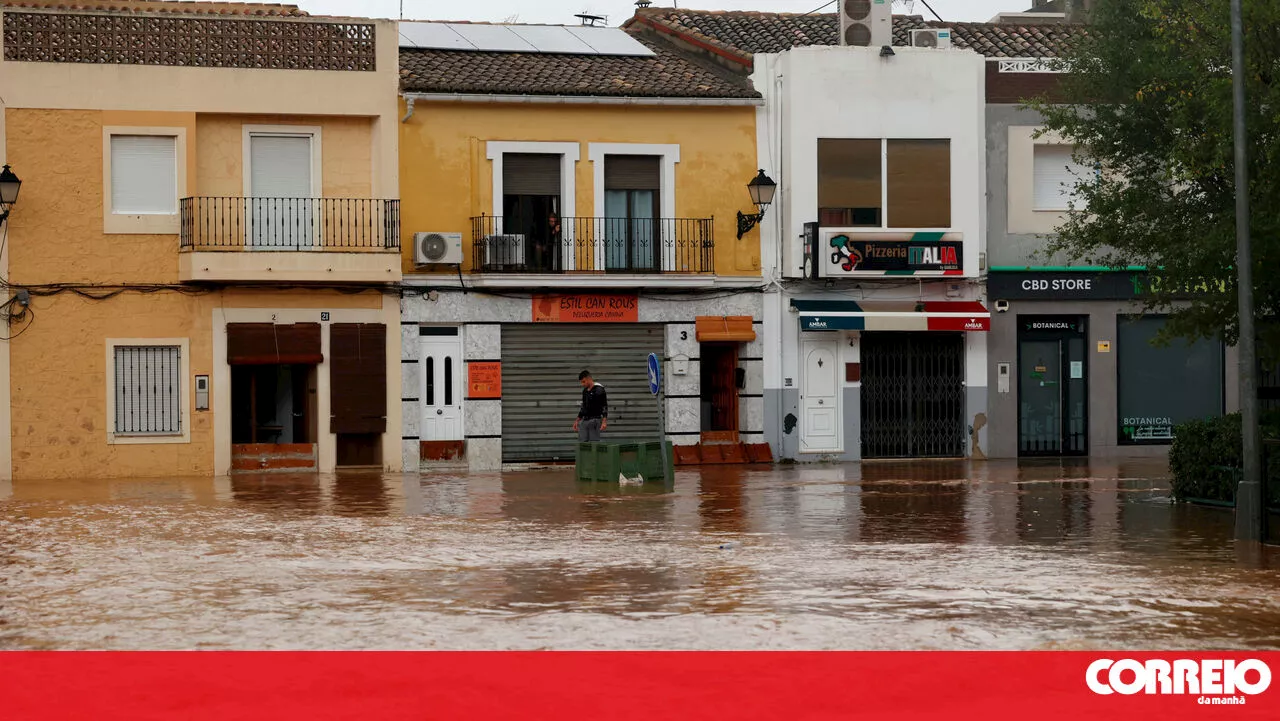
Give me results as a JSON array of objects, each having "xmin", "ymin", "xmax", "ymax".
[
  {"xmin": 470, "ymin": 215, "xmax": 714, "ymax": 274},
  {"xmin": 180, "ymin": 197, "xmax": 400, "ymax": 251}
]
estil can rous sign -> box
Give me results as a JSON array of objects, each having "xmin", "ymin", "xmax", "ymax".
[{"xmin": 532, "ymin": 294, "xmax": 639, "ymax": 323}]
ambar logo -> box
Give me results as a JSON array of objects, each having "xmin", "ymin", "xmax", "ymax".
[{"xmin": 1086, "ymin": 658, "xmax": 1271, "ymax": 697}]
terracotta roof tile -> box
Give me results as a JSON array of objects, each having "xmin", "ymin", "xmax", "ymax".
[
  {"xmin": 630, "ymin": 8, "xmax": 1084, "ymax": 60},
  {"xmin": 399, "ymin": 32, "xmax": 759, "ymax": 99},
  {"xmin": 0, "ymin": 0, "xmax": 306, "ymax": 16}
]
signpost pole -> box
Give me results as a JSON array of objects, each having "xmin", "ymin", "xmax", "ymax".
[{"xmin": 647, "ymin": 353, "xmax": 670, "ymax": 489}]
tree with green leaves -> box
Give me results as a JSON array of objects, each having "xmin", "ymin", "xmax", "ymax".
[{"xmin": 1030, "ymin": 0, "xmax": 1278, "ymax": 358}]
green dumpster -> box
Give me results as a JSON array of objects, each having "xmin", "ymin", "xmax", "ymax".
[{"xmin": 575, "ymin": 441, "xmax": 674, "ymax": 483}]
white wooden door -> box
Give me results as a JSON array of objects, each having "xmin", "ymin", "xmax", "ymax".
[
  {"xmin": 249, "ymin": 134, "xmax": 314, "ymax": 249},
  {"xmin": 421, "ymin": 336, "xmax": 463, "ymax": 441},
  {"xmin": 800, "ymin": 337, "xmax": 842, "ymax": 453}
]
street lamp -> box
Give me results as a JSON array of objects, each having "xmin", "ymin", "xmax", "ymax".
[
  {"xmin": 1229, "ymin": 0, "xmax": 1265, "ymax": 543},
  {"xmin": 736, "ymin": 169, "xmax": 777, "ymax": 239},
  {"xmin": 0, "ymin": 164, "xmax": 20, "ymax": 223}
]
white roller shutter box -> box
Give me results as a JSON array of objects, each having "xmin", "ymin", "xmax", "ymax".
[
  {"xmin": 1033, "ymin": 144, "xmax": 1090, "ymax": 211},
  {"xmin": 110, "ymin": 135, "xmax": 178, "ymax": 215}
]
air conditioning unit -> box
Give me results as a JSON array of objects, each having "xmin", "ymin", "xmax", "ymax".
[
  {"xmin": 910, "ymin": 28, "xmax": 953, "ymax": 49},
  {"xmin": 482, "ymin": 234, "xmax": 525, "ymax": 269},
  {"xmin": 839, "ymin": 0, "xmax": 891, "ymax": 48},
  {"xmin": 413, "ymin": 232, "xmax": 463, "ymax": 265}
]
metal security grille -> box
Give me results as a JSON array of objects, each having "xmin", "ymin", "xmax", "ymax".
[
  {"xmin": 501, "ymin": 324, "xmax": 664, "ymax": 462},
  {"xmin": 861, "ymin": 332, "xmax": 965, "ymax": 458},
  {"xmin": 114, "ymin": 345, "xmax": 181, "ymax": 435}
]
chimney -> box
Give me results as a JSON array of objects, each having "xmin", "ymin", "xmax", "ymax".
[{"xmin": 1065, "ymin": 0, "xmax": 1093, "ymax": 23}]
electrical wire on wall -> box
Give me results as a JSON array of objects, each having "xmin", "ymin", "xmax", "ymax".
[{"xmin": 0, "ymin": 290, "xmax": 34, "ymax": 341}]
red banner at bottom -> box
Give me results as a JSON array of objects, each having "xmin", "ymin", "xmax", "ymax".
[{"xmin": 1, "ymin": 652, "xmax": 1276, "ymax": 720}]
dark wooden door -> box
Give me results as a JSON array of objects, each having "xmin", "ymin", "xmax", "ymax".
[{"xmin": 330, "ymin": 323, "xmax": 387, "ymax": 435}]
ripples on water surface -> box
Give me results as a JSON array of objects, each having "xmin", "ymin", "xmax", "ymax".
[{"xmin": 1, "ymin": 459, "xmax": 1277, "ymax": 650}]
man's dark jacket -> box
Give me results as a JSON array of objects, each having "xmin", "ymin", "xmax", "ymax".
[{"xmin": 578, "ymin": 383, "xmax": 608, "ymax": 420}]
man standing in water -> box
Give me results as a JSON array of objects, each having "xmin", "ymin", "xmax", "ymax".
[{"xmin": 573, "ymin": 369, "xmax": 608, "ymax": 441}]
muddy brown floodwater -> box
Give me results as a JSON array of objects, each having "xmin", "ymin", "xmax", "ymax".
[{"xmin": 0, "ymin": 459, "xmax": 1277, "ymax": 650}]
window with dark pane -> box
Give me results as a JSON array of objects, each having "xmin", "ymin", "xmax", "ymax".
[
  {"xmin": 502, "ymin": 153, "xmax": 561, "ymax": 273},
  {"xmin": 603, "ymin": 155, "xmax": 661, "ymax": 272},
  {"xmin": 817, "ymin": 139, "xmax": 881, "ymax": 227}
]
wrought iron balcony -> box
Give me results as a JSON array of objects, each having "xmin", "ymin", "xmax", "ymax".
[
  {"xmin": 180, "ymin": 197, "xmax": 400, "ymax": 252},
  {"xmin": 469, "ymin": 215, "xmax": 714, "ymax": 274}
]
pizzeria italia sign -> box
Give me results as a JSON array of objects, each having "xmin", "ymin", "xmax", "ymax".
[{"xmin": 816, "ymin": 231, "xmax": 965, "ymax": 278}]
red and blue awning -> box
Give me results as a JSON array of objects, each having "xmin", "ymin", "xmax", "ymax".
[{"xmin": 792, "ymin": 299, "xmax": 990, "ymax": 332}]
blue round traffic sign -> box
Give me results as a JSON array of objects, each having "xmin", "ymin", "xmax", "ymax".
[{"xmin": 647, "ymin": 353, "xmax": 661, "ymax": 395}]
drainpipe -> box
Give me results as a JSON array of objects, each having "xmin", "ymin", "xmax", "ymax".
[{"xmin": 401, "ymin": 96, "xmax": 416, "ymax": 123}]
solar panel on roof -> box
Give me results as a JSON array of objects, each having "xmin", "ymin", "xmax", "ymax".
[
  {"xmin": 397, "ymin": 22, "xmax": 655, "ymax": 57},
  {"xmin": 399, "ymin": 22, "xmax": 473, "ymax": 50},
  {"xmin": 566, "ymin": 26, "xmax": 655, "ymax": 57},
  {"xmin": 448, "ymin": 23, "xmax": 538, "ymax": 53},
  {"xmin": 508, "ymin": 25, "xmax": 597, "ymax": 55}
]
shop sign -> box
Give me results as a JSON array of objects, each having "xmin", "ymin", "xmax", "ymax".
[
  {"xmin": 818, "ymin": 231, "xmax": 964, "ymax": 277},
  {"xmin": 990, "ymin": 271, "xmax": 1231, "ymax": 301},
  {"xmin": 532, "ymin": 294, "xmax": 638, "ymax": 323},
  {"xmin": 467, "ymin": 362, "xmax": 501, "ymax": 399},
  {"xmin": 989, "ymin": 272, "xmax": 1136, "ymax": 300},
  {"xmin": 802, "ymin": 315, "xmax": 862, "ymax": 331},
  {"xmin": 1020, "ymin": 316, "xmax": 1085, "ymax": 334}
]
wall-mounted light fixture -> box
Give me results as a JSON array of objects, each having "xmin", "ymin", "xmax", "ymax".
[
  {"xmin": 0, "ymin": 165, "xmax": 21, "ymax": 223},
  {"xmin": 880, "ymin": 45, "xmax": 895, "ymax": 58},
  {"xmin": 736, "ymin": 169, "xmax": 777, "ymax": 239}
]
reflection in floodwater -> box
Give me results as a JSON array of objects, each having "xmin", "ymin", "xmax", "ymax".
[{"xmin": 0, "ymin": 459, "xmax": 1277, "ymax": 650}]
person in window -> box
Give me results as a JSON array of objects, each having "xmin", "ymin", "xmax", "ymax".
[
  {"xmin": 536, "ymin": 210, "xmax": 561, "ymax": 272},
  {"xmin": 573, "ymin": 369, "xmax": 608, "ymax": 442}
]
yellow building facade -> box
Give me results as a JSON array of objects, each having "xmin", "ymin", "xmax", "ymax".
[
  {"xmin": 396, "ymin": 22, "xmax": 767, "ymax": 471},
  {"xmin": 0, "ymin": 2, "xmax": 403, "ymax": 480}
]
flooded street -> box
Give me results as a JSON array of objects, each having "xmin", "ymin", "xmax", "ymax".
[{"xmin": 1, "ymin": 460, "xmax": 1277, "ymax": 651}]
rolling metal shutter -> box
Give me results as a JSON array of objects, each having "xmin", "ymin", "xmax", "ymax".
[
  {"xmin": 503, "ymin": 153, "xmax": 561, "ymax": 196},
  {"xmin": 501, "ymin": 323, "xmax": 664, "ymax": 462},
  {"xmin": 604, "ymin": 155, "xmax": 660, "ymax": 190}
]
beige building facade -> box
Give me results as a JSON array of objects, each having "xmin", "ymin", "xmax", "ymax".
[{"xmin": 0, "ymin": 1, "xmax": 403, "ymax": 479}]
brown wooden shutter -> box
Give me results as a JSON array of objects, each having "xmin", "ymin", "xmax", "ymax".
[
  {"xmin": 503, "ymin": 153, "xmax": 561, "ymax": 195},
  {"xmin": 604, "ymin": 155, "xmax": 660, "ymax": 191},
  {"xmin": 227, "ymin": 323, "xmax": 323, "ymax": 365},
  {"xmin": 330, "ymin": 323, "xmax": 387, "ymax": 434}
]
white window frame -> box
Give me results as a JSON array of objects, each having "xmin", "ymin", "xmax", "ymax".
[
  {"xmin": 242, "ymin": 124, "xmax": 324, "ymax": 198},
  {"xmin": 588, "ymin": 143, "xmax": 680, "ymax": 272},
  {"xmin": 242, "ymin": 125, "xmax": 323, "ymax": 250},
  {"xmin": 1008, "ymin": 126, "xmax": 1088, "ymax": 235},
  {"xmin": 102, "ymin": 126, "xmax": 187, "ymax": 235},
  {"xmin": 105, "ymin": 338, "xmax": 191, "ymax": 445},
  {"xmin": 1032, "ymin": 143, "xmax": 1090, "ymax": 212},
  {"xmin": 818, "ymin": 137, "xmax": 953, "ymax": 232},
  {"xmin": 485, "ymin": 141, "xmax": 580, "ymax": 270}
]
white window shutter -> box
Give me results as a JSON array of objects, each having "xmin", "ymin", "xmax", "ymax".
[
  {"xmin": 249, "ymin": 135, "xmax": 313, "ymax": 198},
  {"xmin": 1033, "ymin": 144, "xmax": 1090, "ymax": 211},
  {"xmin": 111, "ymin": 135, "xmax": 178, "ymax": 215}
]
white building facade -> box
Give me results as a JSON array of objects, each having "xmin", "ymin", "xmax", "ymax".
[{"xmin": 754, "ymin": 46, "xmax": 991, "ymax": 461}]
